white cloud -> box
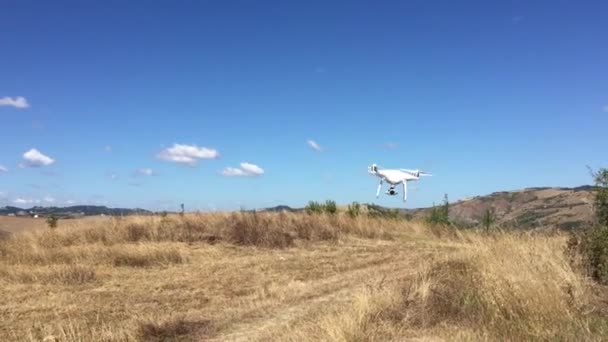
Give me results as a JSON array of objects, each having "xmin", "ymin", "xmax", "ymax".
[
  {"xmin": 240, "ymin": 162, "xmax": 264, "ymax": 175},
  {"xmin": 157, "ymin": 143, "xmax": 219, "ymax": 165},
  {"xmin": 22, "ymin": 148, "xmax": 55, "ymax": 167},
  {"xmin": 307, "ymin": 139, "xmax": 322, "ymax": 152},
  {"xmin": 14, "ymin": 198, "xmax": 36, "ymax": 205},
  {"xmin": 136, "ymin": 168, "xmax": 154, "ymax": 176},
  {"xmin": 221, "ymin": 162, "xmax": 264, "ymax": 177},
  {"xmin": 221, "ymin": 167, "xmax": 247, "ymax": 177},
  {"xmin": 0, "ymin": 96, "xmax": 29, "ymax": 109},
  {"xmin": 0, "ymin": 165, "xmax": 7, "ymax": 173},
  {"xmin": 44, "ymin": 196, "xmax": 56, "ymax": 203},
  {"xmin": 65, "ymin": 200, "xmax": 76, "ymax": 205}
]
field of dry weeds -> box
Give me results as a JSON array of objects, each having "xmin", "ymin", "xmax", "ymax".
[{"xmin": 1, "ymin": 212, "xmax": 607, "ymax": 341}]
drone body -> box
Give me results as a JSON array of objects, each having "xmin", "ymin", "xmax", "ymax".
[{"xmin": 368, "ymin": 164, "xmax": 431, "ymax": 202}]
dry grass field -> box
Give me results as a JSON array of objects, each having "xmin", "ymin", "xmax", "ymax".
[
  {"xmin": 1, "ymin": 212, "xmax": 608, "ymax": 341},
  {"xmin": 0, "ymin": 215, "xmax": 111, "ymax": 236}
]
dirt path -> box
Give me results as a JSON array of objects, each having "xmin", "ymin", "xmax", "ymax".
[{"xmin": 212, "ymin": 240, "xmax": 432, "ymax": 341}]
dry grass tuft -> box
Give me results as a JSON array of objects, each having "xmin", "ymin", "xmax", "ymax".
[
  {"xmin": 112, "ymin": 247, "xmax": 185, "ymax": 267},
  {"xmin": 0, "ymin": 264, "xmax": 97, "ymax": 285},
  {"xmin": 138, "ymin": 318, "xmax": 215, "ymax": 341},
  {"xmin": 404, "ymin": 259, "xmax": 488, "ymax": 327}
]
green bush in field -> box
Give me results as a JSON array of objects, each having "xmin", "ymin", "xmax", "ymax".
[
  {"xmin": 481, "ymin": 208, "xmax": 496, "ymax": 232},
  {"xmin": 426, "ymin": 194, "xmax": 450, "ymax": 226},
  {"xmin": 593, "ymin": 168, "xmax": 608, "ymax": 227},
  {"xmin": 305, "ymin": 201, "xmax": 323, "ymax": 214},
  {"xmin": 579, "ymin": 168, "xmax": 608, "ymax": 283},
  {"xmin": 347, "ymin": 202, "xmax": 361, "ymax": 218},
  {"xmin": 324, "ymin": 200, "xmax": 337, "ymax": 215},
  {"xmin": 582, "ymin": 226, "xmax": 608, "ymax": 283},
  {"xmin": 46, "ymin": 215, "xmax": 58, "ymax": 229}
]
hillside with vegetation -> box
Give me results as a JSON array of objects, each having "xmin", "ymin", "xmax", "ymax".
[{"xmin": 401, "ymin": 186, "xmax": 595, "ymax": 230}]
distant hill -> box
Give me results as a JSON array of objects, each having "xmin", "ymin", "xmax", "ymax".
[
  {"xmin": 0, "ymin": 205, "xmax": 151, "ymax": 218},
  {"xmin": 401, "ymin": 186, "xmax": 595, "ymax": 230},
  {"xmin": 261, "ymin": 205, "xmax": 302, "ymax": 213},
  {"xmin": 262, "ymin": 205, "xmax": 293, "ymax": 212}
]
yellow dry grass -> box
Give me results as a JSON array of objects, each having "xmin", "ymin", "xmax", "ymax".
[
  {"xmin": 0, "ymin": 215, "xmax": 111, "ymax": 236},
  {"xmin": 0, "ymin": 212, "xmax": 606, "ymax": 341}
]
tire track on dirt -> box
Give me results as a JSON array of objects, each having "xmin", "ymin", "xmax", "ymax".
[{"xmin": 212, "ymin": 243, "xmax": 428, "ymax": 341}]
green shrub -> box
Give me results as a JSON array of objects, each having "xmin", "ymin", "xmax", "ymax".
[
  {"xmin": 347, "ymin": 202, "xmax": 361, "ymax": 218},
  {"xmin": 578, "ymin": 168, "xmax": 608, "ymax": 283},
  {"xmin": 305, "ymin": 201, "xmax": 323, "ymax": 214},
  {"xmin": 324, "ymin": 200, "xmax": 337, "ymax": 215},
  {"xmin": 426, "ymin": 194, "xmax": 450, "ymax": 226},
  {"xmin": 481, "ymin": 208, "xmax": 496, "ymax": 232},
  {"xmin": 581, "ymin": 226, "xmax": 608, "ymax": 283},
  {"xmin": 46, "ymin": 215, "xmax": 58, "ymax": 229},
  {"xmin": 592, "ymin": 168, "xmax": 608, "ymax": 227}
]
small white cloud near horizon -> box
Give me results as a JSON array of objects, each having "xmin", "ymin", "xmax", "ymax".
[
  {"xmin": 22, "ymin": 148, "xmax": 55, "ymax": 167},
  {"xmin": 157, "ymin": 143, "xmax": 219, "ymax": 165},
  {"xmin": 0, "ymin": 165, "xmax": 7, "ymax": 173},
  {"xmin": 221, "ymin": 162, "xmax": 265, "ymax": 177},
  {"xmin": 13, "ymin": 198, "xmax": 39, "ymax": 205},
  {"xmin": 0, "ymin": 96, "xmax": 29, "ymax": 109},
  {"xmin": 307, "ymin": 139, "xmax": 322, "ymax": 152},
  {"xmin": 136, "ymin": 168, "xmax": 155, "ymax": 176},
  {"xmin": 44, "ymin": 196, "xmax": 56, "ymax": 203},
  {"xmin": 65, "ymin": 199, "xmax": 76, "ymax": 205}
]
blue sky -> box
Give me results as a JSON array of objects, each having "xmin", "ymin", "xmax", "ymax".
[{"xmin": 1, "ymin": 1, "xmax": 607, "ymax": 211}]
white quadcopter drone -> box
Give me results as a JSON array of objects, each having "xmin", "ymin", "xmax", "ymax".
[{"xmin": 368, "ymin": 164, "xmax": 432, "ymax": 202}]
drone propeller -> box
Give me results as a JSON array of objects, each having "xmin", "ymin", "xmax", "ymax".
[{"xmin": 400, "ymin": 169, "xmax": 432, "ymax": 177}]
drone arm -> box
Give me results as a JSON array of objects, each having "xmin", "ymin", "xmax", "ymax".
[
  {"xmin": 402, "ymin": 181, "xmax": 408, "ymax": 202},
  {"xmin": 376, "ymin": 179, "xmax": 382, "ymax": 198}
]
